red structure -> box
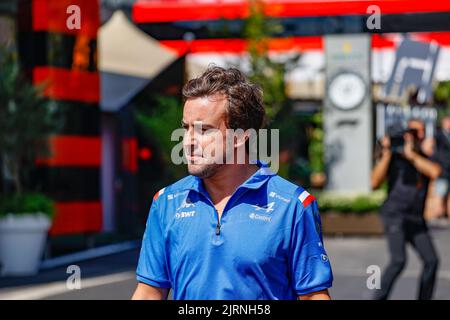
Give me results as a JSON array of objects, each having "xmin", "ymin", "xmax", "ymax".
[{"xmin": 20, "ymin": 0, "xmax": 102, "ymax": 235}]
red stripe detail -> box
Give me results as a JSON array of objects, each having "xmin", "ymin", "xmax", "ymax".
[
  {"xmin": 412, "ymin": 32, "xmax": 450, "ymax": 46},
  {"xmin": 133, "ymin": 0, "xmax": 450, "ymax": 23},
  {"xmin": 122, "ymin": 138, "xmax": 138, "ymax": 173},
  {"xmin": 32, "ymin": 0, "xmax": 99, "ymax": 38},
  {"xmin": 161, "ymin": 39, "xmax": 246, "ymax": 55},
  {"xmin": 153, "ymin": 189, "xmax": 164, "ymax": 201},
  {"xmin": 33, "ymin": 67, "xmax": 99, "ymax": 103},
  {"xmin": 161, "ymin": 36, "xmax": 323, "ymax": 55},
  {"xmin": 35, "ymin": 135, "xmax": 101, "ymax": 167},
  {"xmin": 162, "ymin": 33, "xmax": 450, "ymax": 55},
  {"xmin": 371, "ymin": 34, "xmax": 396, "ymax": 49},
  {"xmin": 302, "ymin": 194, "xmax": 315, "ymax": 208},
  {"xmin": 49, "ymin": 201, "xmax": 102, "ymax": 235},
  {"xmin": 133, "ymin": 0, "xmax": 248, "ymax": 23},
  {"xmin": 268, "ymin": 37, "xmax": 324, "ymax": 51}
]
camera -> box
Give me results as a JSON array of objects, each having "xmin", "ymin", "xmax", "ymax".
[{"xmin": 387, "ymin": 126, "xmax": 419, "ymax": 153}]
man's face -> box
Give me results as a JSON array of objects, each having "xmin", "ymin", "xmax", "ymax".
[
  {"xmin": 442, "ymin": 117, "xmax": 450, "ymax": 132},
  {"xmin": 407, "ymin": 120, "xmax": 425, "ymax": 142},
  {"xmin": 182, "ymin": 94, "xmax": 228, "ymax": 178}
]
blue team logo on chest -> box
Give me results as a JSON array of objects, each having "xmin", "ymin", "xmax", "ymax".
[
  {"xmin": 174, "ymin": 195, "xmax": 197, "ymax": 219},
  {"xmin": 249, "ymin": 202, "xmax": 276, "ymax": 222},
  {"xmin": 245, "ymin": 190, "xmax": 291, "ymax": 223}
]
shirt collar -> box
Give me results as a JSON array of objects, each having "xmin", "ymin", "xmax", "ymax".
[{"xmin": 186, "ymin": 161, "xmax": 275, "ymax": 194}]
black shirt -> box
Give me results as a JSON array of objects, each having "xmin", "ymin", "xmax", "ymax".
[
  {"xmin": 435, "ymin": 130, "xmax": 450, "ymax": 180},
  {"xmin": 380, "ymin": 153, "xmax": 431, "ymax": 221}
]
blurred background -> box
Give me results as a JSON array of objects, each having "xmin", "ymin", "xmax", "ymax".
[{"xmin": 0, "ymin": 0, "xmax": 450, "ymax": 299}]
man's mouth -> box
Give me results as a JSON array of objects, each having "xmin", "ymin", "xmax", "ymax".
[{"xmin": 186, "ymin": 155, "xmax": 205, "ymax": 164}]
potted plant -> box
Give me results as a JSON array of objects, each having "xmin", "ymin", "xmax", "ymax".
[
  {"xmin": 0, "ymin": 194, "xmax": 54, "ymax": 276},
  {"xmin": 0, "ymin": 45, "xmax": 60, "ymax": 276}
]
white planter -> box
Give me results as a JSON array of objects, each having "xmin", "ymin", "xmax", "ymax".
[{"xmin": 0, "ymin": 213, "xmax": 51, "ymax": 276}]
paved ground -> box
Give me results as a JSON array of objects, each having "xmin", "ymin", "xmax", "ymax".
[
  {"xmin": 1, "ymin": 225, "xmax": 449, "ymax": 300},
  {"xmin": 327, "ymin": 226, "xmax": 450, "ymax": 300}
]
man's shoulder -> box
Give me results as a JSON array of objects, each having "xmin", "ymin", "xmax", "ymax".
[
  {"xmin": 167, "ymin": 175, "xmax": 197, "ymax": 192},
  {"xmin": 267, "ymin": 174, "xmax": 298, "ymax": 195},
  {"xmin": 267, "ymin": 174, "xmax": 316, "ymax": 209},
  {"xmin": 152, "ymin": 175, "xmax": 195, "ymax": 203}
]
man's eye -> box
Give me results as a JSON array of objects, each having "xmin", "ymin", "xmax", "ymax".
[{"xmin": 194, "ymin": 127, "xmax": 208, "ymax": 133}]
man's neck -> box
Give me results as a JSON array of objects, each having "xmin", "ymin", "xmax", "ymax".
[{"xmin": 202, "ymin": 164, "xmax": 259, "ymax": 205}]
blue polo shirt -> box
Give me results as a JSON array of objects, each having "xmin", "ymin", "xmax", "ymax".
[{"xmin": 136, "ymin": 164, "xmax": 333, "ymax": 300}]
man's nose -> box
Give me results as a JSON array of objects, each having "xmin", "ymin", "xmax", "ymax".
[{"xmin": 183, "ymin": 128, "xmax": 197, "ymax": 147}]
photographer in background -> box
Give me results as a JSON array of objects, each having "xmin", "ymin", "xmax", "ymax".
[
  {"xmin": 433, "ymin": 115, "xmax": 450, "ymax": 218},
  {"xmin": 371, "ymin": 119, "xmax": 441, "ymax": 300}
]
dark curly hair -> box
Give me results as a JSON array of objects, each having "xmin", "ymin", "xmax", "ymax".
[{"xmin": 182, "ymin": 65, "xmax": 266, "ymax": 131}]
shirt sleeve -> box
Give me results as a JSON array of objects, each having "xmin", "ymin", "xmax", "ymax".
[
  {"xmin": 289, "ymin": 197, "xmax": 333, "ymax": 296},
  {"xmin": 136, "ymin": 196, "xmax": 171, "ymax": 288}
]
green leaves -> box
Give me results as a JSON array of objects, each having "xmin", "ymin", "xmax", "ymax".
[
  {"xmin": 316, "ymin": 190, "xmax": 387, "ymax": 214},
  {"xmin": 0, "ymin": 45, "xmax": 62, "ymax": 194},
  {"xmin": 435, "ymin": 81, "xmax": 450, "ymax": 121},
  {"xmin": 435, "ymin": 81, "xmax": 450, "ymax": 106},
  {"xmin": 136, "ymin": 95, "xmax": 183, "ymax": 155},
  {"xmin": 308, "ymin": 111, "xmax": 324, "ymax": 173},
  {"xmin": 135, "ymin": 94, "xmax": 185, "ymax": 181},
  {"xmin": 243, "ymin": 0, "xmax": 290, "ymax": 121},
  {"xmin": 0, "ymin": 193, "xmax": 55, "ymax": 219}
]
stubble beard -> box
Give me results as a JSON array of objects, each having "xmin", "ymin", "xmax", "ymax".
[{"xmin": 187, "ymin": 162, "xmax": 222, "ymax": 179}]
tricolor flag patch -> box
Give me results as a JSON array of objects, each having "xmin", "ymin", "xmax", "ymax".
[
  {"xmin": 298, "ymin": 190, "xmax": 315, "ymax": 208},
  {"xmin": 153, "ymin": 187, "xmax": 166, "ymax": 201}
]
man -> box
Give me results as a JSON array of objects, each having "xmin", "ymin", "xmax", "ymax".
[
  {"xmin": 433, "ymin": 115, "xmax": 450, "ymax": 218},
  {"xmin": 371, "ymin": 119, "xmax": 441, "ymax": 300},
  {"xmin": 132, "ymin": 66, "xmax": 333, "ymax": 300}
]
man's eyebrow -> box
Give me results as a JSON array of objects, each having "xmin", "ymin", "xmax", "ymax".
[
  {"xmin": 192, "ymin": 121, "xmax": 216, "ymax": 128},
  {"xmin": 181, "ymin": 120, "xmax": 217, "ymax": 129},
  {"xmin": 199, "ymin": 123, "xmax": 215, "ymax": 128}
]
